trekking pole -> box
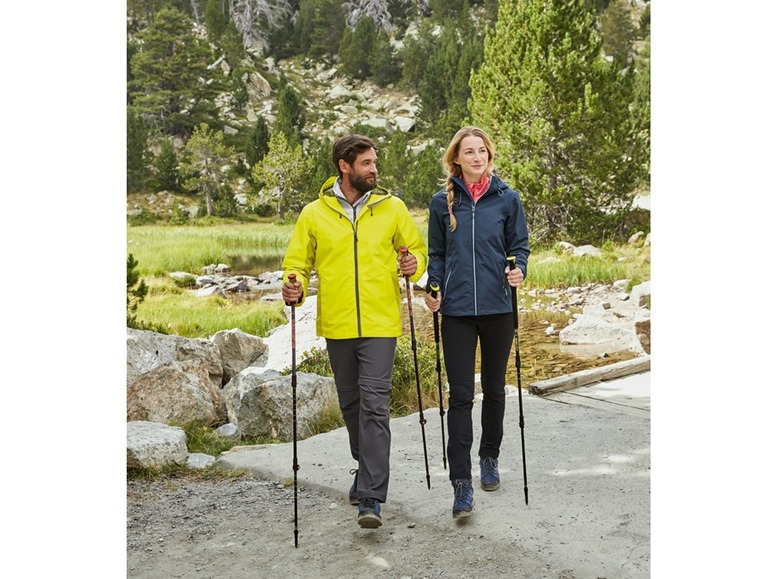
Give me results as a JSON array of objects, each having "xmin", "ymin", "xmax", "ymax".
[
  {"xmin": 286, "ymin": 273, "xmax": 300, "ymax": 546},
  {"xmin": 506, "ymin": 256, "xmax": 529, "ymax": 505},
  {"xmin": 400, "ymin": 246, "xmax": 431, "ymax": 490},
  {"xmin": 428, "ymin": 283, "xmax": 447, "ymax": 471}
]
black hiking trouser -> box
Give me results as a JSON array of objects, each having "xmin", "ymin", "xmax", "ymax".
[{"xmin": 441, "ymin": 313, "xmax": 514, "ymax": 482}]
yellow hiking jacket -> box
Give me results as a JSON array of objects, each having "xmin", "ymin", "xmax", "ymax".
[{"xmin": 282, "ymin": 176, "xmax": 427, "ymax": 339}]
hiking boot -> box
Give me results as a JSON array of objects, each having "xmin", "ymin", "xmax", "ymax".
[
  {"xmin": 480, "ymin": 457, "xmax": 500, "ymax": 491},
  {"xmin": 348, "ymin": 469, "xmax": 359, "ymax": 505},
  {"xmin": 357, "ymin": 497, "xmax": 382, "ymax": 528},
  {"xmin": 452, "ymin": 479, "xmax": 474, "ymax": 519}
]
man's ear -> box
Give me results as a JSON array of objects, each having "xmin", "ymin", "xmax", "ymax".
[{"xmin": 338, "ymin": 159, "xmax": 351, "ymax": 175}]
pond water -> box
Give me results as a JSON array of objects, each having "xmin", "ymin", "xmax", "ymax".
[{"xmin": 227, "ymin": 254, "xmax": 284, "ymax": 277}]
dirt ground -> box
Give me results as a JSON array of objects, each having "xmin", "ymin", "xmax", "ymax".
[{"xmin": 127, "ymin": 474, "xmax": 577, "ymax": 579}]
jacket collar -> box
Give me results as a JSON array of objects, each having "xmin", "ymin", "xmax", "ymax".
[{"xmin": 319, "ymin": 175, "xmax": 391, "ymax": 201}]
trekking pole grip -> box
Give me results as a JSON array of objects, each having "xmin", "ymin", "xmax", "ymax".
[
  {"xmin": 285, "ymin": 273, "xmax": 297, "ymax": 307},
  {"xmin": 429, "ymin": 283, "xmax": 441, "ymax": 342}
]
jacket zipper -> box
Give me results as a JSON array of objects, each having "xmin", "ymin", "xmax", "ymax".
[
  {"xmin": 353, "ymin": 223, "xmax": 362, "ymax": 337},
  {"xmin": 471, "ymin": 198, "xmax": 478, "ymax": 316}
]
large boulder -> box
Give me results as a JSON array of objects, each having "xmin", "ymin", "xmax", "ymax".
[
  {"xmin": 223, "ymin": 369, "xmax": 336, "ymax": 441},
  {"xmin": 127, "ymin": 328, "xmax": 223, "ymax": 387},
  {"xmin": 127, "ymin": 329, "xmax": 228, "ymax": 424},
  {"xmin": 559, "ymin": 315, "xmax": 637, "ymax": 346},
  {"xmin": 127, "ymin": 421, "xmax": 188, "ymax": 469},
  {"xmin": 211, "ymin": 328, "xmax": 268, "ymax": 383},
  {"xmin": 127, "ymin": 359, "xmax": 226, "ymax": 424}
]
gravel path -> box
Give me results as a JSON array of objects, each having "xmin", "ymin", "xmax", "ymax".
[{"xmin": 127, "ymin": 475, "xmax": 575, "ymax": 579}]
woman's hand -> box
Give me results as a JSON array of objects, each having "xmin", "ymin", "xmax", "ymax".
[{"xmin": 506, "ymin": 266, "xmax": 524, "ymax": 288}]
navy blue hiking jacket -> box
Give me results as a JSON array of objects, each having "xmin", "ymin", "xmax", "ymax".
[{"xmin": 427, "ymin": 174, "xmax": 530, "ymax": 317}]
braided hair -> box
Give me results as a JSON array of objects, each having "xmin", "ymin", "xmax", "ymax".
[{"xmin": 442, "ymin": 126, "xmax": 496, "ymax": 231}]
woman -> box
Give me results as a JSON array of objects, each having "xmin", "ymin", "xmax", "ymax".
[{"xmin": 424, "ymin": 126, "xmax": 530, "ymax": 519}]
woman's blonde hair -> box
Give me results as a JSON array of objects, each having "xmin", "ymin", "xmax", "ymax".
[{"xmin": 442, "ymin": 126, "xmax": 496, "ymax": 231}]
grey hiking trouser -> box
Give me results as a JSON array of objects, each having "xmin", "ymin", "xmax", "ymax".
[{"xmin": 326, "ymin": 337, "xmax": 396, "ymax": 503}]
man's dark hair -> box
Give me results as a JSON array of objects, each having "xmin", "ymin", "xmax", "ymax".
[{"xmin": 332, "ymin": 134, "xmax": 377, "ymax": 177}]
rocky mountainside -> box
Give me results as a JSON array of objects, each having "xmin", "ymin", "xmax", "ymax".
[{"xmin": 215, "ymin": 54, "xmax": 421, "ymax": 147}]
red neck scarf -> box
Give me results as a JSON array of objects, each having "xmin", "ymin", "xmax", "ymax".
[{"xmin": 463, "ymin": 174, "xmax": 490, "ymax": 203}]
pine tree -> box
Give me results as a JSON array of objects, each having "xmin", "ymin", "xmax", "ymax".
[
  {"xmin": 221, "ymin": 19, "xmax": 246, "ymax": 67},
  {"xmin": 295, "ymin": 0, "xmax": 345, "ymax": 59},
  {"xmin": 369, "ymin": 28, "xmax": 401, "ymax": 86},
  {"xmin": 417, "ymin": 28, "xmax": 457, "ymax": 125},
  {"xmin": 428, "ymin": 0, "xmax": 466, "ymax": 20},
  {"xmin": 245, "ymin": 116, "xmax": 270, "ymax": 170},
  {"xmin": 298, "ymin": 137, "xmax": 334, "ymax": 206},
  {"xmin": 378, "ymin": 129, "xmax": 411, "ymax": 197},
  {"xmin": 469, "ymin": 0, "xmax": 646, "ymax": 243},
  {"xmin": 404, "ymin": 143, "xmax": 444, "ymax": 209},
  {"xmin": 128, "ymin": 7, "xmax": 220, "ymax": 136},
  {"xmin": 179, "ymin": 122, "xmax": 235, "ymax": 216},
  {"xmin": 601, "ymin": 0, "xmax": 636, "ymax": 64},
  {"xmin": 274, "ymin": 77, "xmax": 306, "ymax": 146},
  {"xmin": 204, "ymin": 0, "xmax": 227, "ymax": 42},
  {"xmin": 399, "ymin": 22, "xmax": 432, "ymax": 91},
  {"xmin": 339, "ymin": 15, "xmax": 376, "ymax": 79},
  {"xmin": 127, "ymin": 108, "xmax": 149, "ymax": 193},
  {"xmin": 152, "ymin": 138, "xmax": 180, "ymax": 192}
]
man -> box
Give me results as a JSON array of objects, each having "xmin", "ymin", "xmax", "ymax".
[{"xmin": 281, "ymin": 134, "xmax": 427, "ymax": 529}]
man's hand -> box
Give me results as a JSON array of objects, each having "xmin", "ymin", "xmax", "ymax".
[
  {"xmin": 282, "ymin": 277, "xmax": 303, "ymax": 304},
  {"xmin": 398, "ymin": 253, "xmax": 417, "ymax": 277}
]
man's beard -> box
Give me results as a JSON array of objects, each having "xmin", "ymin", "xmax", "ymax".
[{"xmin": 350, "ymin": 173, "xmax": 377, "ymax": 195}]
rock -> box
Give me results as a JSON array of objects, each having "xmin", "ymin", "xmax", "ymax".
[
  {"xmin": 216, "ymin": 423, "xmax": 239, "ymax": 437},
  {"xmin": 328, "ymin": 84, "xmax": 352, "ymax": 100},
  {"xmin": 212, "ymin": 328, "xmax": 269, "ymax": 383},
  {"xmin": 360, "ymin": 117, "xmax": 393, "ymax": 133},
  {"xmin": 631, "ymin": 281, "xmax": 651, "ymax": 308},
  {"xmin": 635, "ymin": 308, "xmax": 651, "ymax": 354},
  {"xmin": 127, "ymin": 421, "xmax": 188, "ymax": 469},
  {"xmin": 222, "ymin": 369, "xmax": 337, "ymax": 441},
  {"xmin": 559, "ymin": 315, "xmax": 636, "ymax": 345},
  {"xmin": 126, "ymin": 328, "xmax": 224, "ymax": 389},
  {"xmin": 394, "ymin": 116, "xmax": 416, "ymax": 132},
  {"xmin": 127, "ymin": 359, "xmax": 227, "ymax": 424},
  {"xmin": 574, "ymin": 244, "xmax": 602, "ymax": 257},
  {"xmin": 187, "ymin": 453, "xmax": 217, "ymax": 469},
  {"xmin": 628, "ymin": 231, "xmax": 645, "ymax": 244}
]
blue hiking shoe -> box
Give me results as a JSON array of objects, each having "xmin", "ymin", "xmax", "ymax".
[
  {"xmin": 348, "ymin": 469, "xmax": 359, "ymax": 505},
  {"xmin": 357, "ymin": 497, "xmax": 382, "ymax": 528},
  {"xmin": 452, "ymin": 479, "xmax": 474, "ymax": 519},
  {"xmin": 480, "ymin": 457, "xmax": 500, "ymax": 491}
]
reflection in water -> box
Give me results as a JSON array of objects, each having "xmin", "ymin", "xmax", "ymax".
[
  {"xmin": 228, "ymin": 254, "xmax": 284, "ymax": 276},
  {"xmin": 559, "ymin": 339, "xmax": 634, "ymax": 360}
]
